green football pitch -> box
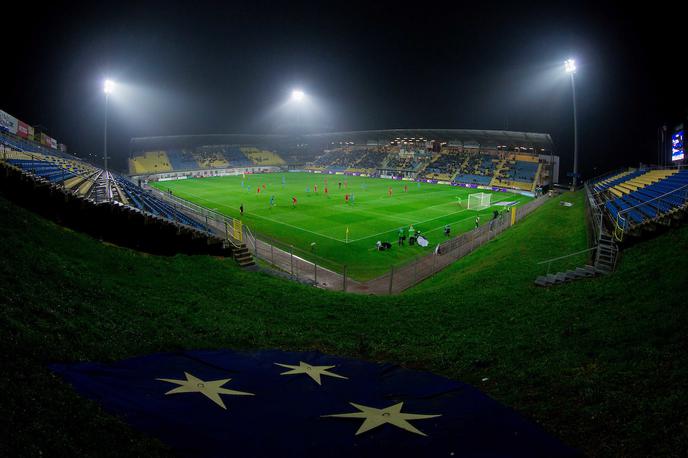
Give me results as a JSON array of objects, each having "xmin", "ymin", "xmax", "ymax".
[{"xmin": 151, "ymin": 172, "xmax": 532, "ymax": 279}]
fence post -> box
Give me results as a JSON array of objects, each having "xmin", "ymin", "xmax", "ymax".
[
  {"xmin": 224, "ymin": 220, "xmax": 228, "ymax": 241},
  {"xmin": 388, "ymin": 265, "xmax": 394, "ymax": 294},
  {"xmin": 343, "ymin": 265, "xmax": 347, "ymax": 292},
  {"xmin": 271, "ymin": 243, "xmax": 274, "ymax": 264},
  {"xmin": 314, "ymin": 262, "xmax": 317, "ymax": 284},
  {"xmin": 290, "ymin": 245, "xmax": 294, "ymax": 276}
]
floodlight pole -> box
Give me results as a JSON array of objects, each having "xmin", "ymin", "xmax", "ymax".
[
  {"xmin": 570, "ymin": 71, "xmax": 579, "ymax": 191},
  {"xmin": 103, "ymin": 91, "xmax": 110, "ymax": 201}
]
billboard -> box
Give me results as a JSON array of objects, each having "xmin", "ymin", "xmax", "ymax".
[
  {"xmin": 28, "ymin": 125, "xmax": 35, "ymax": 141},
  {"xmin": 40, "ymin": 132, "xmax": 50, "ymax": 147},
  {"xmin": 50, "ymin": 137, "xmax": 58, "ymax": 149},
  {"xmin": 671, "ymin": 130, "xmax": 684, "ymax": 162},
  {"xmin": 17, "ymin": 120, "xmax": 29, "ymax": 138},
  {"xmin": 0, "ymin": 110, "xmax": 18, "ymax": 134}
]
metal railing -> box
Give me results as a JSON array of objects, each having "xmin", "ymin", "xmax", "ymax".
[
  {"xmin": 111, "ymin": 177, "xmax": 553, "ymax": 293},
  {"xmin": 613, "ymin": 183, "xmax": 688, "ymax": 241},
  {"xmin": 537, "ymin": 246, "xmax": 597, "ymax": 275}
]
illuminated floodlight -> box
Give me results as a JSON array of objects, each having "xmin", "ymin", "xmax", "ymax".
[
  {"xmin": 564, "ymin": 59, "xmax": 576, "ymax": 74},
  {"xmin": 104, "ymin": 79, "xmax": 115, "ymax": 94},
  {"xmin": 291, "ymin": 89, "xmax": 305, "ymax": 102}
]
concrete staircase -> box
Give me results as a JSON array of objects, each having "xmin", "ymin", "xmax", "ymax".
[
  {"xmin": 534, "ymin": 234, "xmax": 618, "ymax": 287},
  {"xmin": 534, "ymin": 265, "xmax": 606, "ymax": 286},
  {"xmin": 233, "ymin": 244, "xmax": 256, "ymax": 267}
]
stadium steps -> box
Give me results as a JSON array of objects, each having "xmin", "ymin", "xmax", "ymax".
[
  {"xmin": 534, "ymin": 234, "xmax": 618, "ymax": 287},
  {"xmin": 233, "ymin": 244, "xmax": 255, "ymax": 267},
  {"xmin": 534, "ymin": 265, "xmax": 605, "ymax": 287}
]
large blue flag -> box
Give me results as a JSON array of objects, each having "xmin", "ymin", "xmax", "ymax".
[{"xmin": 51, "ymin": 349, "xmax": 577, "ymax": 457}]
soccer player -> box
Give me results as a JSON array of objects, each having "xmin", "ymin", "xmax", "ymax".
[
  {"xmin": 324, "ymin": 186, "xmax": 329, "ymax": 197},
  {"xmin": 345, "ymin": 193, "xmax": 349, "ymax": 203},
  {"xmin": 388, "ymin": 187, "xmax": 392, "ymax": 197},
  {"xmin": 270, "ymin": 195, "xmax": 275, "ymax": 207},
  {"xmin": 338, "ymin": 181, "xmax": 342, "ymax": 190},
  {"xmin": 404, "ymin": 184, "xmax": 408, "ymax": 193},
  {"xmin": 444, "ymin": 224, "xmax": 450, "ymax": 237},
  {"xmin": 475, "ymin": 215, "xmax": 480, "ymax": 228},
  {"xmin": 292, "ymin": 196, "xmax": 297, "ymax": 207},
  {"xmin": 350, "ymin": 193, "xmax": 355, "ymax": 204},
  {"xmin": 408, "ymin": 225, "xmax": 415, "ymax": 245},
  {"xmin": 262, "ymin": 183, "xmax": 266, "ymax": 190},
  {"xmin": 398, "ymin": 227, "xmax": 405, "ymax": 246},
  {"xmin": 257, "ymin": 187, "xmax": 261, "ymax": 195},
  {"xmin": 240, "ymin": 203, "xmax": 244, "ymax": 216},
  {"xmin": 314, "ymin": 184, "xmax": 318, "ymax": 193}
]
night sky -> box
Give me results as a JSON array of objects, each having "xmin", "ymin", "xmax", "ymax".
[{"xmin": 1, "ymin": 1, "xmax": 685, "ymax": 178}]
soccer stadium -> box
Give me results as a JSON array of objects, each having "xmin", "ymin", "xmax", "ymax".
[{"xmin": 2, "ymin": 3, "xmax": 687, "ymax": 457}]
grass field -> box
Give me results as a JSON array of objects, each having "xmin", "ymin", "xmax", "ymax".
[
  {"xmin": 2, "ymin": 191, "xmax": 687, "ymax": 456},
  {"xmin": 151, "ymin": 172, "xmax": 531, "ymax": 279}
]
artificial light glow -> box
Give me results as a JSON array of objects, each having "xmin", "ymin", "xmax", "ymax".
[
  {"xmin": 291, "ymin": 89, "xmax": 305, "ymax": 101},
  {"xmin": 564, "ymin": 59, "xmax": 576, "ymax": 74},
  {"xmin": 104, "ymin": 79, "xmax": 115, "ymax": 94}
]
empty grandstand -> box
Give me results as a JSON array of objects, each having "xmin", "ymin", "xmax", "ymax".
[
  {"xmin": 2, "ymin": 129, "xmax": 209, "ymax": 233},
  {"xmin": 589, "ymin": 167, "xmax": 688, "ymax": 241}
]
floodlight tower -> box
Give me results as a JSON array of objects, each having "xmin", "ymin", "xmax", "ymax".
[
  {"xmin": 291, "ymin": 89, "xmax": 305, "ymax": 132},
  {"xmin": 565, "ymin": 59, "xmax": 579, "ymax": 190},
  {"xmin": 103, "ymin": 79, "xmax": 115, "ymax": 201}
]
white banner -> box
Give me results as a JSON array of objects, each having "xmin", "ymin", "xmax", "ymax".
[{"xmin": 0, "ymin": 110, "xmax": 18, "ymax": 134}]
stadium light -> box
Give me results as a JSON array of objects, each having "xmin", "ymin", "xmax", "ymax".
[
  {"xmin": 104, "ymin": 79, "xmax": 115, "ymax": 94},
  {"xmin": 564, "ymin": 58, "xmax": 576, "ymax": 74},
  {"xmin": 291, "ymin": 89, "xmax": 305, "ymax": 102},
  {"xmin": 564, "ymin": 59, "xmax": 579, "ymax": 190},
  {"xmin": 103, "ymin": 78, "xmax": 115, "ymax": 201}
]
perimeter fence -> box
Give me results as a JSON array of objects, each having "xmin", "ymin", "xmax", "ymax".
[{"xmin": 148, "ymin": 182, "xmax": 550, "ymax": 294}]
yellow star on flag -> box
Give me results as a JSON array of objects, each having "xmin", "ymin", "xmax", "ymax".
[
  {"xmin": 156, "ymin": 372, "xmax": 254, "ymax": 409},
  {"xmin": 323, "ymin": 401, "xmax": 440, "ymax": 436},
  {"xmin": 274, "ymin": 361, "xmax": 348, "ymax": 385}
]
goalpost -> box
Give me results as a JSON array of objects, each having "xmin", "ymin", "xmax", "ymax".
[{"xmin": 467, "ymin": 192, "xmax": 491, "ymax": 211}]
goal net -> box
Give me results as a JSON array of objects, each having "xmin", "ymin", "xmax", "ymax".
[{"xmin": 467, "ymin": 192, "xmax": 491, "ymax": 211}]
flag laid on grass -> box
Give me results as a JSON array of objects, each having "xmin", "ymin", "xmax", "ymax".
[{"xmin": 51, "ymin": 350, "xmax": 578, "ymax": 457}]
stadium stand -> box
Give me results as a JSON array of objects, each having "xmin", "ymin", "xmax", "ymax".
[
  {"xmin": 114, "ymin": 176, "xmax": 206, "ymax": 230},
  {"xmin": 225, "ymin": 147, "xmax": 253, "ymax": 166},
  {"xmin": 2, "ymin": 141, "xmax": 208, "ymax": 232},
  {"xmin": 167, "ymin": 148, "xmax": 200, "ymax": 171},
  {"xmin": 128, "ymin": 146, "xmax": 285, "ymax": 174},
  {"xmin": 129, "ymin": 151, "xmax": 172, "ymax": 174},
  {"xmin": 590, "ymin": 167, "xmax": 688, "ymax": 239},
  {"xmin": 240, "ymin": 147, "xmax": 285, "ymax": 166},
  {"xmin": 194, "ymin": 147, "xmax": 230, "ymax": 169}
]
